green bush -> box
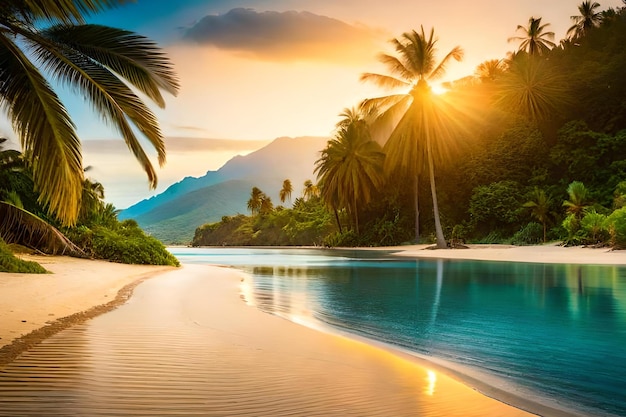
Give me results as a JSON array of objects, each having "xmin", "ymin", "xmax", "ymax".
[
  {"xmin": 580, "ymin": 209, "xmax": 608, "ymax": 244},
  {"xmin": 0, "ymin": 238, "xmax": 47, "ymax": 273},
  {"xmin": 67, "ymin": 222, "xmax": 179, "ymax": 266},
  {"xmin": 607, "ymin": 207, "xmax": 626, "ymax": 249},
  {"xmin": 324, "ymin": 230, "xmax": 359, "ymax": 247},
  {"xmin": 511, "ymin": 222, "xmax": 543, "ymax": 245}
]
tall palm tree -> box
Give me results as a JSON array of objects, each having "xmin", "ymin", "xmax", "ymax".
[
  {"xmin": 567, "ymin": 1, "xmax": 602, "ymax": 39},
  {"xmin": 523, "ymin": 187, "xmax": 553, "ymax": 243},
  {"xmin": 279, "ymin": 179, "xmax": 293, "ymax": 205},
  {"xmin": 0, "ymin": 0, "xmax": 179, "ymax": 225},
  {"xmin": 360, "ymin": 27, "xmax": 463, "ymax": 248},
  {"xmin": 315, "ymin": 107, "xmax": 385, "ymax": 234},
  {"xmin": 247, "ymin": 186, "xmax": 263, "ymax": 215},
  {"xmin": 508, "ymin": 17, "xmax": 556, "ymax": 56}
]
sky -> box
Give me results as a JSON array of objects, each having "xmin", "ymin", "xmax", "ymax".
[{"xmin": 2, "ymin": 0, "xmax": 624, "ymax": 208}]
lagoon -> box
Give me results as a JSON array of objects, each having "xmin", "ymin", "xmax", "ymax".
[{"xmin": 174, "ymin": 247, "xmax": 626, "ymax": 417}]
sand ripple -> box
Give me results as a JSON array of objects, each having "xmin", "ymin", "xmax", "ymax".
[{"xmin": 0, "ymin": 266, "xmax": 533, "ymax": 416}]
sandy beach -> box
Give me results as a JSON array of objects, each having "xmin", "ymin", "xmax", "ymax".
[{"xmin": 1, "ymin": 245, "xmax": 623, "ymax": 415}]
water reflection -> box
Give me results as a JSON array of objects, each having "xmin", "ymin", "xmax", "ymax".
[{"xmin": 232, "ymin": 255, "xmax": 626, "ymax": 417}]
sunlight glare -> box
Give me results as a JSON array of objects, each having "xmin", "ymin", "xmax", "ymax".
[
  {"xmin": 431, "ymin": 84, "xmax": 448, "ymax": 95},
  {"xmin": 425, "ymin": 370, "xmax": 437, "ymax": 396}
]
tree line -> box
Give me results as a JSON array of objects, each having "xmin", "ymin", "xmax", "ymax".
[{"xmin": 194, "ymin": 1, "xmax": 626, "ymax": 249}]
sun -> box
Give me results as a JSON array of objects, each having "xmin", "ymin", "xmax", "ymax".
[{"xmin": 431, "ymin": 83, "xmax": 448, "ymax": 95}]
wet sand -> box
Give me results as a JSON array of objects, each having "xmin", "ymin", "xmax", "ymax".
[
  {"xmin": 0, "ymin": 264, "xmax": 535, "ymax": 416},
  {"xmin": 2, "ymin": 245, "xmax": 621, "ymax": 415}
]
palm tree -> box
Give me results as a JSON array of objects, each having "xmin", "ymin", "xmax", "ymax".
[
  {"xmin": 563, "ymin": 181, "xmax": 591, "ymax": 219},
  {"xmin": 259, "ymin": 194, "xmax": 274, "ymax": 215},
  {"xmin": 0, "ymin": 1, "xmax": 179, "ymax": 225},
  {"xmin": 495, "ymin": 52, "xmax": 569, "ymax": 123},
  {"xmin": 568, "ymin": 1, "xmax": 602, "ymax": 39},
  {"xmin": 247, "ymin": 187, "xmax": 263, "ymax": 215},
  {"xmin": 315, "ymin": 107, "xmax": 385, "ymax": 234},
  {"xmin": 302, "ymin": 179, "xmax": 319, "ymax": 201},
  {"xmin": 508, "ymin": 17, "xmax": 556, "ymax": 56},
  {"xmin": 360, "ymin": 27, "xmax": 463, "ymax": 248},
  {"xmin": 279, "ymin": 179, "xmax": 293, "ymax": 205},
  {"xmin": 523, "ymin": 187, "xmax": 553, "ymax": 243},
  {"xmin": 475, "ymin": 59, "xmax": 506, "ymax": 82}
]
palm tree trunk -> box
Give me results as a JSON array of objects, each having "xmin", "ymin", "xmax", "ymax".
[
  {"xmin": 353, "ymin": 199, "xmax": 360, "ymax": 235},
  {"xmin": 542, "ymin": 220, "xmax": 547, "ymax": 243},
  {"xmin": 414, "ymin": 174, "xmax": 420, "ymax": 244},
  {"xmin": 334, "ymin": 208, "xmax": 343, "ymax": 234},
  {"xmin": 427, "ymin": 135, "xmax": 446, "ymax": 249}
]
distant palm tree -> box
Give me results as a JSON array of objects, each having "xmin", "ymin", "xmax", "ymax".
[
  {"xmin": 315, "ymin": 107, "xmax": 385, "ymax": 234},
  {"xmin": 0, "ymin": 1, "xmax": 179, "ymax": 225},
  {"xmin": 523, "ymin": 187, "xmax": 553, "ymax": 242},
  {"xmin": 302, "ymin": 180, "xmax": 319, "ymax": 201},
  {"xmin": 563, "ymin": 181, "xmax": 591, "ymax": 219},
  {"xmin": 279, "ymin": 179, "xmax": 293, "ymax": 205},
  {"xmin": 508, "ymin": 17, "xmax": 556, "ymax": 56},
  {"xmin": 475, "ymin": 59, "xmax": 506, "ymax": 82},
  {"xmin": 259, "ymin": 194, "xmax": 273, "ymax": 215},
  {"xmin": 567, "ymin": 1, "xmax": 602, "ymax": 39},
  {"xmin": 361, "ymin": 27, "xmax": 463, "ymax": 247},
  {"xmin": 247, "ymin": 187, "xmax": 263, "ymax": 215}
]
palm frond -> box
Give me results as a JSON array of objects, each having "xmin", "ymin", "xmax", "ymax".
[
  {"xmin": 0, "ymin": 201, "xmax": 85, "ymax": 256},
  {"xmin": 429, "ymin": 45, "xmax": 463, "ymax": 81},
  {"xmin": 360, "ymin": 72, "xmax": 408, "ymax": 90},
  {"xmin": 2, "ymin": 0, "xmax": 129, "ymax": 25},
  {"xmin": 24, "ymin": 28, "xmax": 165, "ymax": 181},
  {"xmin": 42, "ymin": 24, "xmax": 179, "ymax": 106},
  {"xmin": 0, "ymin": 33, "xmax": 83, "ymax": 225}
]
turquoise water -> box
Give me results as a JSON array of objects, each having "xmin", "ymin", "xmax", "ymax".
[{"xmin": 171, "ymin": 247, "xmax": 626, "ymax": 417}]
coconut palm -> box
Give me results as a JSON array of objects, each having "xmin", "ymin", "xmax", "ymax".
[
  {"xmin": 0, "ymin": 0, "xmax": 179, "ymax": 225},
  {"xmin": 495, "ymin": 52, "xmax": 569, "ymax": 122},
  {"xmin": 302, "ymin": 179, "xmax": 319, "ymax": 201},
  {"xmin": 259, "ymin": 194, "xmax": 273, "ymax": 215},
  {"xmin": 523, "ymin": 187, "xmax": 553, "ymax": 243},
  {"xmin": 508, "ymin": 17, "xmax": 556, "ymax": 56},
  {"xmin": 568, "ymin": 1, "xmax": 602, "ymax": 39},
  {"xmin": 315, "ymin": 107, "xmax": 385, "ymax": 234},
  {"xmin": 360, "ymin": 27, "xmax": 463, "ymax": 248},
  {"xmin": 475, "ymin": 59, "xmax": 506, "ymax": 82},
  {"xmin": 279, "ymin": 179, "xmax": 293, "ymax": 205},
  {"xmin": 563, "ymin": 181, "xmax": 591, "ymax": 219},
  {"xmin": 247, "ymin": 187, "xmax": 263, "ymax": 215}
]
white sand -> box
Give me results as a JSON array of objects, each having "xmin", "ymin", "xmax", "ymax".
[{"xmin": 0, "ymin": 255, "xmax": 173, "ymax": 348}]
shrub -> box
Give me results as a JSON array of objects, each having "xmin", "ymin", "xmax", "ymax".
[
  {"xmin": 580, "ymin": 209, "xmax": 608, "ymax": 244},
  {"xmin": 511, "ymin": 222, "xmax": 543, "ymax": 245},
  {"xmin": 607, "ymin": 207, "xmax": 626, "ymax": 249},
  {"xmin": 0, "ymin": 238, "xmax": 47, "ymax": 273}
]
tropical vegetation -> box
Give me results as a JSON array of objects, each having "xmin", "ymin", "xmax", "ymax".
[
  {"xmin": 0, "ymin": 1, "xmax": 180, "ymax": 268},
  {"xmin": 194, "ymin": 2, "xmax": 626, "ymax": 250}
]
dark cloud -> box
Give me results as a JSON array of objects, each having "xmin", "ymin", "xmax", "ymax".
[{"xmin": 182, "ymin": 8, "xmax": 380, "ymax": 62}]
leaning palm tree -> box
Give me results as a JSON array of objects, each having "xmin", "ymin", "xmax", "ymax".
[
  {"xmin": 567, "ymin": 1, "xmax": 602, "ymax": 39},
  {"xmin": 279, "ymin": 179, "xmax": 293, "ymax": 205},
  {"xmin": 360, "ymin": 27, "xmax": 463, "ymax": 248},
  {"xmin": 315, "ymin": 107, "xmax": 385, "ymax": 234},
  {"xmin": 0, "ymin": 0, "xmax": 179, "ymax": 225},
  {"xmin": 508, "ymin": 17, "xmax": 556, "ymax": 56}
]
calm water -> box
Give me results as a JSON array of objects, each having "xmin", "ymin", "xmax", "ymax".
[{"xmin": 172, "ymin": 247, "xmax": 626, "ymax": 417}]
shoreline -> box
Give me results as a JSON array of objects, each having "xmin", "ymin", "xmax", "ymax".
[{"xmin": 1, "ymin": 245, "xmax": 622, "ymax": 415}]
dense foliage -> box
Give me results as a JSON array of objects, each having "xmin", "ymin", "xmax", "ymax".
[
  {"xmin": 0, "ymin": 143, "xmax": 179, "ymax": 267},
  {"xmin": 194, "ymin": 4, "xmax": 626, "ymax": 249}
]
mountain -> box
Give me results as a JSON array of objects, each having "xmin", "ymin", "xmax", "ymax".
[{"xmin": 119, "ymin": 136, "xmax": 328, "ymax": 243}]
